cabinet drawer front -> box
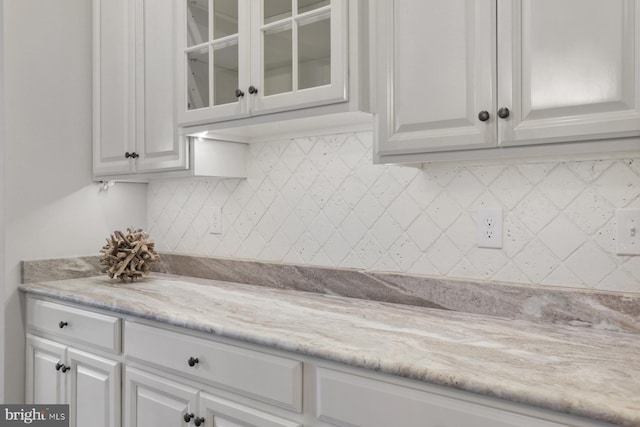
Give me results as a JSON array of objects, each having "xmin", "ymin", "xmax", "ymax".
[
  {"xmin": 125, "ymin": 322, "xmax": 302, "ymax": 412},
  {"xmin": 316, "ymin": 368, "xmax": 580, "ymax": 427},
  {"xmin": 27, "ymin": 298, "xmax": 121, "ymax": 354}
]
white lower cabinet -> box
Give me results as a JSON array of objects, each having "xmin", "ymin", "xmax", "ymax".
[
  {"xmin": 125, "ymin": 367, "xmax": 301, "ymax": 427},
  {"xmin": 67, "ymin": 348, "xmax": 121, "ymax": 427},
  {"xmin": 25, "ymin": 298, "xmax": 122, "ymax": 427},
  {"xmin": 124, "ymin": 367, "xmax": 197, "ymax": 427},
  {"xmin": 26, "ymin": 335, "xmax": 66, "ymax": 405},
  {"xmin": 123, "ymin": 321, "xmax": 303, "ymax": 427},
  {"xmin": 26, "ymin": 335, "xmax": 121, "ymax": 427},
  {"xmin": 199, "ymin": 392, "xmax": 301, "ymax": 427},
  {"xmin": 315, "ymin": 368, "xmax": 610, "ymax": 427}
]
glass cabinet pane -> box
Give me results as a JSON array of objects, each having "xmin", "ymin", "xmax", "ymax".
[
  {"xmin": 187, "ymin": 0, "xmax": 209, "ymax": 47},
  {"xmin": 213, "ymin": 42, "xmax": 239, "ymax": 105},
  {"xmin": 298, "ymin": 16, "xmax": 330, "ymax": 90},
  {"xmin": 298, "ymin": 0, "xmax": 329, "ymax": 14},
  {"xmin": 187, "ymin": 48, "xmax": 210, "ymax": 110},
  {"xmin": 264, "ymin": 25, "xmax": 293, "ymax": 95},
  {"xmin": 214, "ymin": 0, "xmax": 238, "ymax": 39},
  {"xmin": 264, "ymin": 0, "xmax": 292, "ymax": 24}
]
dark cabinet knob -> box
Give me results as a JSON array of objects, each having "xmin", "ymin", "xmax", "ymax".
[
  {"xmin": 478, "ymin": 111, "xmax": 490, "ymax": 122},
  {"xmin": 184, "ymin": 413, "xmax": 204, "ymax": 425},
  {"xmin": 234, "ymin": 89, "xmax": 244, "ymax": 98},
  {"xmin": 497, "ymin": 107, "xmax": 510, "ymax": 119},
  {"xmin": 55, "ymin": 362, "xmax": 69, "ymax": 373},
  {"xmin": 58, "ymin": 321, "xmax": 68, "ymax": 329},
  {"xmin": 187, "ymin": 357, "xmax": 199, "ymax": 367},
  {"xmin": 248, "ymin": 85, "xmax": 258, "ymax": 95},
  {"xmin": 125, "ymin": 152, "xmax": 139, "ymax": 159}
]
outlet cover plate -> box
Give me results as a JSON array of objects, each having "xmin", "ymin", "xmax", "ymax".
[
  {"xmin": 477, "ymin": 208, "xmax": 503, "ymax": 249},
  {"xmin": 616, "ymin": 209, "xmax": 640, "ymax": 255},
  {"xmin": 210, "ymin": 206, "xmax": 222, "ymax": 235}
]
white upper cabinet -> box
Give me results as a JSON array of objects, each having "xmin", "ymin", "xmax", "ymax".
[
  {"xmin": 177, "ymin": 0, "xmax": 250, "ymax": 125},
  {"xmin": 177, "ymin": 0, "xmax": 364, "ymax": 130},
  {"xmin": 250, "ymin": 0, "xmax": 347, "ymax": 115},
  {"xmin": 93, "ymin": 0, "xmax": 247, "ymax": 181},
  {"xmin": 134, "ymin": 0, "xmax": 187, "ymax": 174},
  {"xmin": 375, "ymin": 0, "xmax": 497, "ymax": 155},
  {"xmin": 93, "ymin": 0, "xmax": 136, "ymax": 176},
  {"xmin": 93, "ymin": 0, "xmax": 186, "ymax": 177},
  {"xmin": 374, "ymin": 0, "xmax": 640, "ymax": 163},
  {"xmin": 498, "ymin": 0, "xmax": 640, "ymax": 147}
]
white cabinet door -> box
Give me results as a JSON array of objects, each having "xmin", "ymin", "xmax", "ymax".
[
  {"xmin": 68, "ymin": 348, "xmax": 121, "ymax": 427},
  {"xmin": 375, "ymin": 0, "xmax": 496, "ymax": 156},
  {"xmin": 26, "ymin": 336, "xmax": 120, "ymax": 427},
  {"xmin": 498, "ymin": 0, "xmax": 640, "ymax": 147},
  {"xmin": 135, "ymin": 0, "xmax": 187, "ymax": 173},
  {"xmin": 199, "ymin": 392, "xmax": 301, "ymax": 427},
  {"xmin": 177, "ymin": 0, "xmax": 349, "ymax": 126},
  {"xmin": 249, "ymin": 0, "xmax": 348, "ymax": 115},
  {"xmin": 92, "ymin": 0, "xmax": 136, "ymax": 176},
  {"xmin": 125, "ymin": 367, "xmax": 198, "ymax": 427},
  {"xmin": 25, "ymin": 335, "xmax": 67, "ymax": 405},
  {"xmin": 176, "ymin": 0, "xmax": 251, "ymax": 125},
  {"xmin": 94, "ymin": 0, "xmax": 188, "ymax": 178},
  {"xmin": 375, "ymin": 0, "xmax": 640, "ymax": 162}
]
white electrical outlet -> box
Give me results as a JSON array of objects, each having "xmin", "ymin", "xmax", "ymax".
[
  {"xmin": 210, "ymin": 206, "xmax": 222, "ymax": 234},
  {"xmin": 616, "ymin": 209, "xmax": 640, "ymax": 255},
  {"xmin": 477, "ymin": 208, "xmax": 503, "ymax": 249}
]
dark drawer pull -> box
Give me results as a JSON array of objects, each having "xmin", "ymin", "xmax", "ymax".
[
  {"xmin": 187, "ymin": 357, "xmax": 199, "ymax": 367},
  {"xmin": 58, "ymin": 321, "xmax": 68, "ymax": 329}
]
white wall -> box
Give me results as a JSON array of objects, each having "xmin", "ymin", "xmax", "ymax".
[
  {"xmin": 148, "ymin": 132, "xmax": 640, "ymax": 294},
  {"xmin": 3, "ymin": 0, "xmax": 147, "ymax": 403}
]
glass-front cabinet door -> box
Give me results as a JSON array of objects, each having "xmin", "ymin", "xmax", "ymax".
[
  {"xmin": 177, "ymin": 0, "xmax": 250, "ymax": 125},
  {"xmin": 177, "ymin": 0, "xmax": 348, "ymax": 126},
  {"xmin": 251, "ymin": 0, "xmax": 347, "ymax": 114}
]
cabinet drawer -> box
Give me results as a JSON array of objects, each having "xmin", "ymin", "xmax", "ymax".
[
  {"xmin": 124, "ymin": 322, "xmax": 302, "ymax": 412},
  {"xmin": 316, "ymin": 368, "xmax": 585, "ymax": 427},
  {"xmin": 27, "ymin": 298, "xmax": 121, "ymax": 354}
]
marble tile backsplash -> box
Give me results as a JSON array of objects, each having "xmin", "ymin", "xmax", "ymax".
[{"xmin": 147, "ymin": 131, "xmax": 640, "ymax": 293}]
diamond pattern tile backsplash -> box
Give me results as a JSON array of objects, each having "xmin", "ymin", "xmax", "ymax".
[{"xmin": 148, "ymin": 131, "xmax": 640, "ymax": 293}]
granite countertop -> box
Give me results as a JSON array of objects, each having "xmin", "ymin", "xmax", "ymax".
[{"xmin": 19, "ymin": 273, "xmax": 640, "ymax": 427}]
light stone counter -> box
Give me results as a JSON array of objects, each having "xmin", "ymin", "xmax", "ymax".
[{"xmin": 20, "ymin": 274, "xmax": 640, "ymax": 427}]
